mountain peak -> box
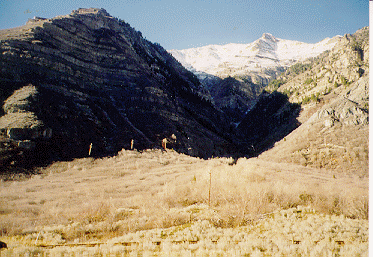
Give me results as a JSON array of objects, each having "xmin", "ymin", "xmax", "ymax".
[
  {"xmin": 0, "ymin": 8, "xmax": 237, "ymax": 170},
  {"xmin": 168, "ymin": 34, "xmax": 340, "ymax": 80},
  {"xmin": 262, "ymin": 33, "xmax": 277, "ymax": 42},
  {"xmin": 71, "ymin": 8, "xmax": 110, "ymax": 16}
]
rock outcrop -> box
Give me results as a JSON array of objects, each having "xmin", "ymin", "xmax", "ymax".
[
  {"xmin": 269, "ymin": 27, "xmax": 369, "ymax": 105},
  {"xmin": 0, "ymin": 8, "xmax": 237, "ymax": 172},
  {"xmin": 203, "ymin": 76, "xmax": 262, "ymax": 123}
]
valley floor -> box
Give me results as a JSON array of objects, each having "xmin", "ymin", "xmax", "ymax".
[{"xmin": 0, "ymin": 149, "xmax": 368, "ymax": 256}]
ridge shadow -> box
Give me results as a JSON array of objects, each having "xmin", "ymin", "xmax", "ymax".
[{"xmin": 235, "ymin": 90, "xmax": 301, "ymax": 158}]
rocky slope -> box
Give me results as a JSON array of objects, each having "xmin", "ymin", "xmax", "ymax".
[
  {"xmin": 206, "ymin": 76, "xmax": 262, "ymax": 123},
  {"xmin": 0, "ymin": 8, "xmax": 238, "ymax": 173},
  {"xmin": 259, "ymin": 27, "xmax": 369, "ymax": 175}
]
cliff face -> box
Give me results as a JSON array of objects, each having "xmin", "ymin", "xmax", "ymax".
[
  {"xmin": 208, "ymin": 77, "xmax": 262, "ymax": 123},
  {"xmin": 0, "ymin": 8, "xmax": 235, "ymax": 172},
  {"xmin": 267, "ymin": 27, "xmax": 369, "ymax": 105}
]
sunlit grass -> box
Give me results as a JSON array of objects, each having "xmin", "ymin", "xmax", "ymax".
[{"xmin": 0, "ymin": 149, "xmax": 368, "ymax": 256}]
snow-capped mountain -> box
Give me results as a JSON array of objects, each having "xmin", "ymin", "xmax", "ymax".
[{"xmin": 168, "ymin": 33, "xmax": 341, "ymax": 80}]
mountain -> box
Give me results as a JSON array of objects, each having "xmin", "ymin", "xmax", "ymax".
[
  {"xmin": 0, "ymin": 8, "xmax": 367, "ymax": 176},
  {"xmin": 168, "ymin": 28, "xmax": 369, "ymax": 172},
  {"xmin": 168, "ymin": 34, "xmax": 341, "ymax": 122},
  {"xmin": 0, "ymin": 8, "xmax": 237, "ymax": 173},
  {"xmin": 259, "ymin": 27, "xmax": 369, "ymax": 175},
  {"xmin": 168, "ymin": 33, "xmax": 341, "ymax": 83}
]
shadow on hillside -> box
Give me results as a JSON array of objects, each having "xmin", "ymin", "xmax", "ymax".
[
  {"xmin": 235, "ymin": 91, "xmax": 302, "ymax": 158},
  {"xmin": 0, "ymin": 87, "xmax": 301, "ymax": 180}
]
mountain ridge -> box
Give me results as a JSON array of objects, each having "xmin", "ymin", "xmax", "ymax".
[
  {"xmin": 168, "ymin": 33, "xmax": 343, "ymax": 122},
  {"xmin": 0, "ymin": 8, "xmax": 240, "ymax": 173},
  {"xmin": 168, "ymin": 33, "xmax": 342, "ymax": 82}
]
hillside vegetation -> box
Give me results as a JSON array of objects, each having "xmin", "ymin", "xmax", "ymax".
[
  {"xmin": 266, "ymin": 27, "xmax": 368, "ymax": 104},
  {"xmin": 261, "ymin": 27, "xmax": 369, "ymax": 175}
]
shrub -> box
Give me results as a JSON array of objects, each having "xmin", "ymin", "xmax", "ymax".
[
  {"xmin": 302, "ymin": 96, "xmax": 311, "ymax": 104},
  {"xmin": 302, "ymin": 93, "xmax": 319, "ymax": 104},
  {"xmin": 324, "ymin": 88, "xmax": 332, "ymax": 95},
  {"xmin": 304, "ymin": 78, "xmax": 314, "ymax": 85},
  {"xmin": 282, "ymin": 89, "xmax": 292, "ymax": 97},
  {"xmin": 341, "ymin": 76, "xmax": 348, "ymax": 86},
  {"xmin": 287, "ymin": 62, "xmax": 312, "ymax": 76},
  {"xmin": 267, "ymin": 79, "xmax": 286, "ymax": 90}
]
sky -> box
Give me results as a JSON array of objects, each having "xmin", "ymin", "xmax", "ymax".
[{"xmin": 0, "ymin": 0, "xmax": 369, "ymax": 50}]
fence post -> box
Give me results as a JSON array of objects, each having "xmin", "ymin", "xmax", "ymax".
[
  {"xmin": 162, "ymin": 138, "xmax": 167, "ymax": 150},
  {"xmin": 88, "ymin": 143, "xmax": 93, "ymax": 156},
  {"xmin": 208, "ymin": 169, "xmax": 212, "ymax": 208}
]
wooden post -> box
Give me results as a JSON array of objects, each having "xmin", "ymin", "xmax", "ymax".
[
  {"xmin": 88, "ymin": 143, "xmax": 93, "ymax": 156},
  {"xmin": 130, "ymin": 139, "xmax": 134, "ymax": 150},
  {"xmin": 162, "ymin": 138, "xmax": 167, "ymax": 151},
  {"xmin": 208, "ymin": 169, "xmax": 212, "ymax": 208}
]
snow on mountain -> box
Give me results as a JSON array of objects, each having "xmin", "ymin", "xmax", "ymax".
[{"xmin": 168, "ymin": 33, "xmax": 341, "ymax": 79}]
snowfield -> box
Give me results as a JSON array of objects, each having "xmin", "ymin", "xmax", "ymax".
[{"xmin": 168, "ymin": 33, "xmax": 341, "ymax": 78}]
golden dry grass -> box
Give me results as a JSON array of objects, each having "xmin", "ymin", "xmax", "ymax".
[
  {"xmin": 0, "ymin": 149, "xmax": 368, "ymax": 250},
  {"xmin": 259, "ymin": 118, "xmax": 368, "ymax": 176},
  {"xmin": 1, "ymin": 206, "xmax": 368, "ymax": 256}
]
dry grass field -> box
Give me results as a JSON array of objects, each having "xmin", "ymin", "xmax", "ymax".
[{"xmin": 0, "ymin": 149, "xmax": 368, "ymax": 256}]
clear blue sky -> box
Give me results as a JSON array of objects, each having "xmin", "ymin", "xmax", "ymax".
[{"xmin": 0, "ymin": 0, "xmax": 369, "ymax": 50}]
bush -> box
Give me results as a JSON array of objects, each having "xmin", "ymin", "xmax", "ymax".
[
  {"xmin": 341, "ymin": 76, "xmax": 348, "ymax": 86},
  {"xmin": 282, "ymin": 89, "xmax": 292, "ymax": 97},
  {"xmin": 287, "ymin": 62, "xmax": 312, "ymax": 76},
  {"xmin": 324, "ymin": 88, "xmax": 332, "ymax": 95},
  {"xmin": 302, "ymin": 93, "xmax": 319, "ymax": 104},
  {"xmin": 267, "ymin": 79, "xmax": 286, "ymax": 90},
  {"xmin": 304, "ymin": 78, "xmax": 314, "ymax": 85}
]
